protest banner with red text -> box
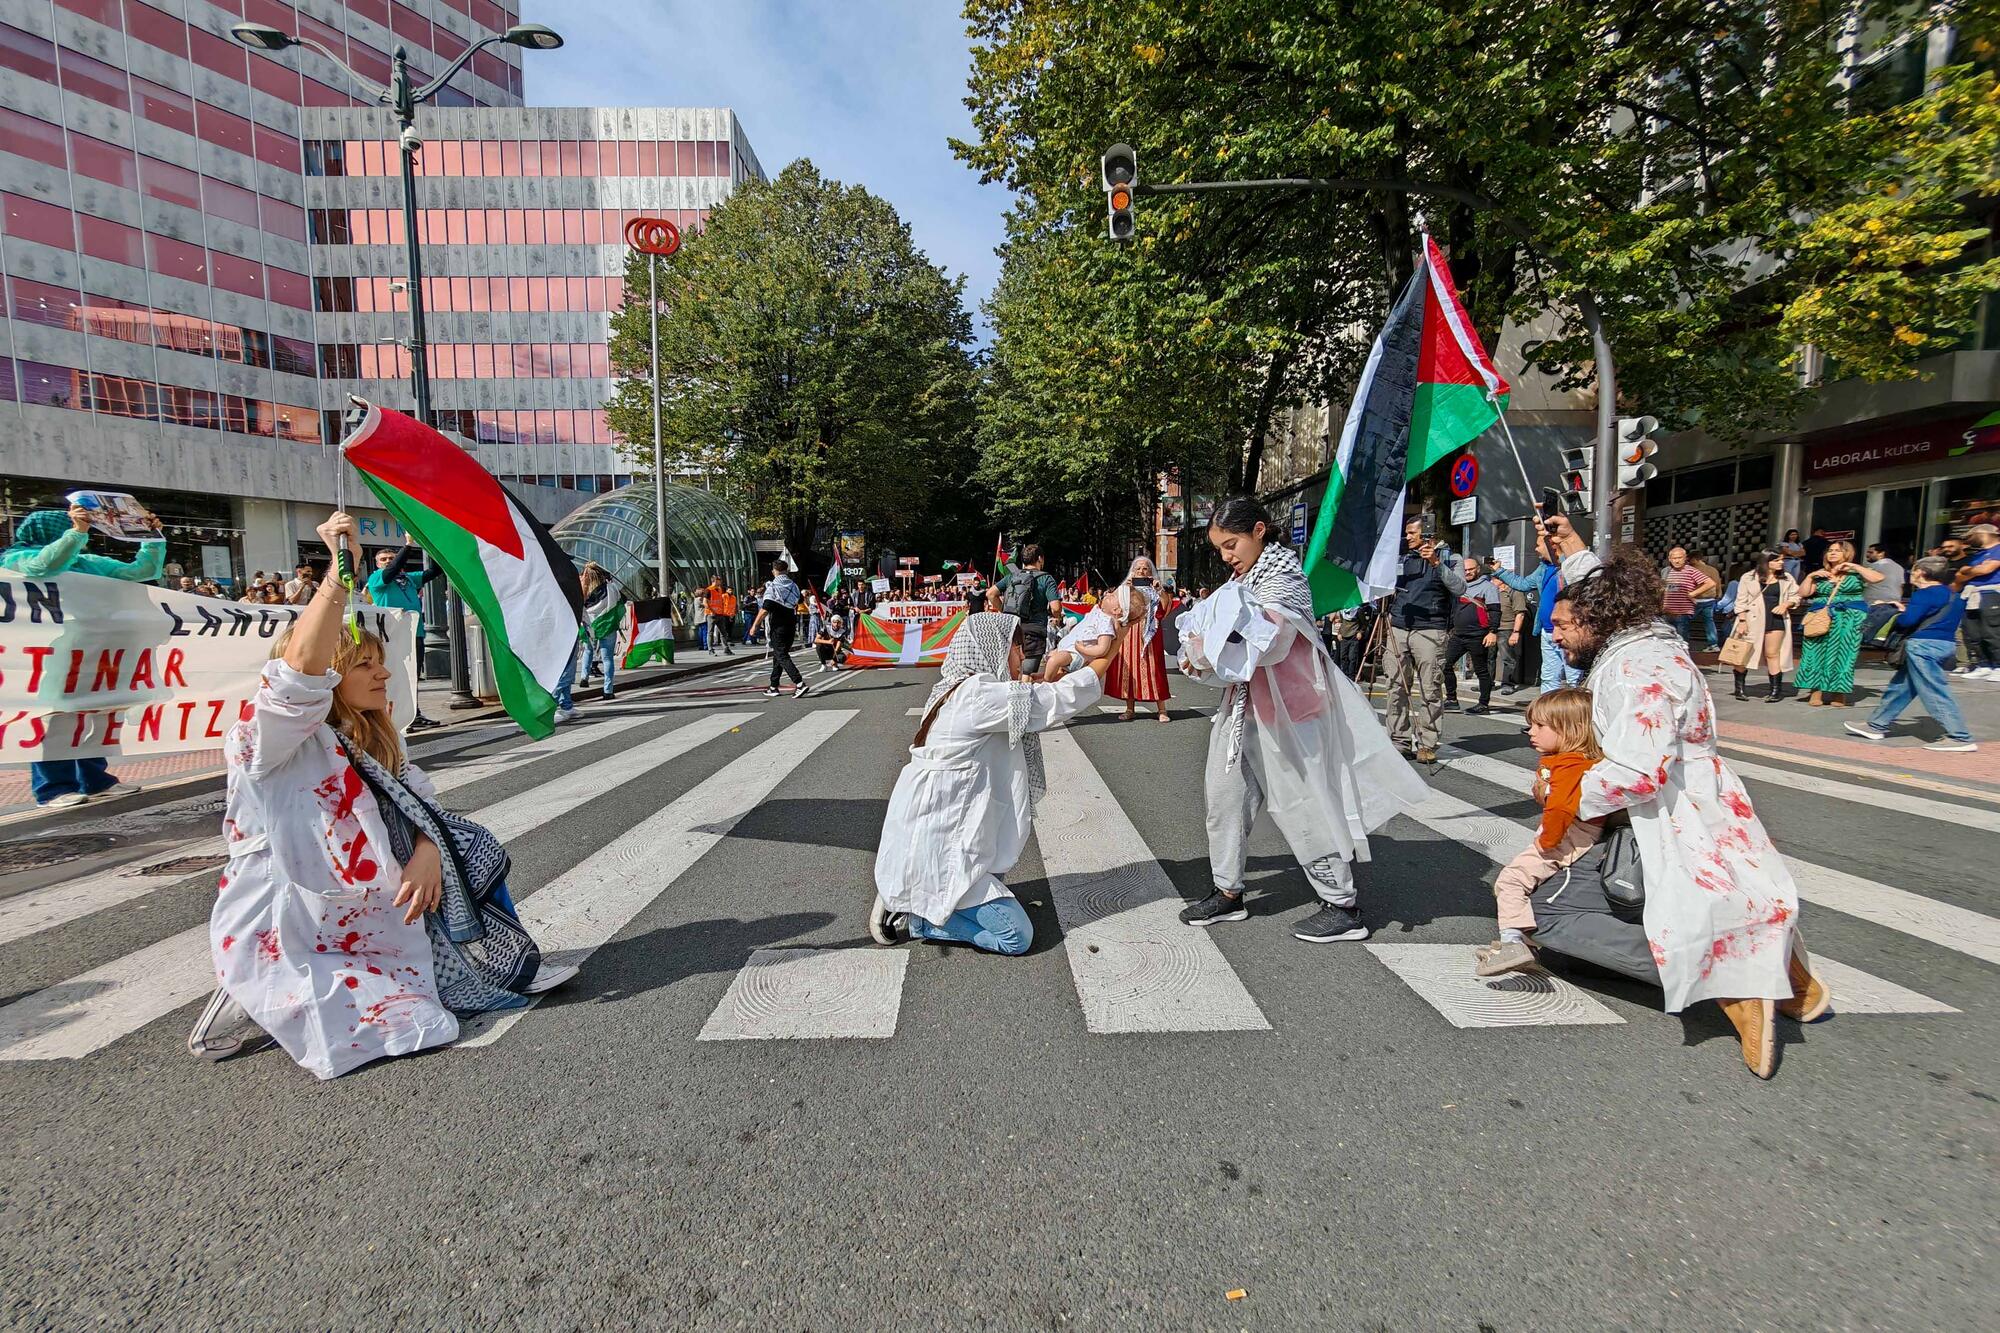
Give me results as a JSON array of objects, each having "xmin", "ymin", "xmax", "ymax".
[{"xmin": 0, "ymin": 571, "xmax": 417, "ymax": 761}]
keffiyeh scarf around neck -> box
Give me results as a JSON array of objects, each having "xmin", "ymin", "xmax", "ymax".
[
  {"xmin": 1224, "ymin": 542, "xmax": 1318, "ymax": 768},
  {"xmin": 919, "ymin": 610, "xmax": 1045, "ymax": 802}
]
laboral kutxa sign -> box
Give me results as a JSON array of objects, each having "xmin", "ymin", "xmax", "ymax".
[
  {"xmin": 1803, "ymin": 411, "xmax": 2000, "ymax": 482},
  {"xmin": 0, "ymin": 572, "xmax": 417, "ymax": 761}
]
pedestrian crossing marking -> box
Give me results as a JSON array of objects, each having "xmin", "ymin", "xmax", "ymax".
[
  {"xmin": 696, "ymin": 947, "xmax": 909, "ymax": 1040},
  {"xmin": 1364, "ymin": 945, "xmax": 1626, "ymax": 1028},
  {"xmin": 1435, "ymin": 746, "xmax": 2000, "ymax": 969},
  {"xmin": 458, "ymin": 709, "xmax": 858, "ymax": 1048},
  {"xmin": 1034, "ymin": 730, "xmax": 1270, "ymax": 1034},
  {"xmin": 0, "ymin": 711, "xmax": 759, "ymax": 1062},
  {"xmin": 1807, "ymin": 958, "xmax": 1958, "ymax": 1015},
  {"xmin": 0, "ymin": 711, "xmax": 671, "ymax": 949}
]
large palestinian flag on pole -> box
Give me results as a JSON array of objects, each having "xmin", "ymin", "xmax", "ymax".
[
  {"xmin": 623, "ymin": 597, "xmax": 674, "ymax": 669},
  {"xmin": 843, "ymin": 609, "xmax": 968, "ymax": 668},
  {"xmin": 341, "ymin": 402, "xmax": 583, "ymax": 738},
  {"xmin": 1302, "ymin": 235, "xmax": 1509, "ymax": 614}
]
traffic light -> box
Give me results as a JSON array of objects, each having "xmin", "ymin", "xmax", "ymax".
[
  {"xmin": 1101, "ymin": 143, "xmax": 1138, "ymax": 241},
  {"xmin": 1556, "ymin": 443, "xmax": 1592, "ymax": 515},
  {"xmin": 1617, "ymin": 415, "xmax": 1661, "ymax": 490}
]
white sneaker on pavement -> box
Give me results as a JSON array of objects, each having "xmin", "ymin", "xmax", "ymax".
[
  {"xmin": 1843, "ymin": 722, "xmax": 1888, "ymax": 742},
  {"xmin": 554, "ymin": 707, "xmax": 580, "ymax": 724},
  {"xmin": 1967, "ymin": 667, "xmax": 1995, "ymax": 681},
  {"xmin": 42, "ymin": 792, "xmax": 89, "ymax": 809},
  {"xmin": 93, "ymin": 781, "xmax": 143, "ymax": 800},
  {"xmin": 1924, "ymin": 739, "xmax": 1979, "ymax": 752}
]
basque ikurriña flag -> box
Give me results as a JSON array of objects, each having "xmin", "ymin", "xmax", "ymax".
[
  {"xmin": 341, "ymin": 401, "xmax": 583, "ymax": 738},
  {"xmin": 1302, "ymin": 236, "xmax": 1509, "ymax": 614},
  {"xmin": 623, "ymin": 597, "xmax": 675, "ymax": 669}
]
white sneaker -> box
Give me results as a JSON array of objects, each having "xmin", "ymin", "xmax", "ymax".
[
  {"xmin": 553, "ymin": 707, "xmax": 580, "ymax": 724},
  {"xmin": 42, "ymin": 792, "xmax": 89, "ymax": 809},
  {"xmin": 1843, "ymin": 722, "xmax": 1889, "ymax": 741},
  {"xmin": 92, "ymin": 781, "xmax": 143, "ymax": 801},
  {"xmin": 1968, "ymin": 667, "xmax": 1995, "ymax": 681},
  {"xmin": 1924, "ymin": 739, "xmax": 1979, "ymax": 752}
]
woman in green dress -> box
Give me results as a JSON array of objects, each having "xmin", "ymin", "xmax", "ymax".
[{"xmin": 1794, "ymin": 540, "xmax": 1886, "ymax": 706}]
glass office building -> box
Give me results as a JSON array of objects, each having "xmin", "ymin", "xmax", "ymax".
[
  {"xmin": 550, "ymin": 480, "xmax": 756, "ymax": 604},
  {"xmin": 0, "ymin": 0, "xmax": 759, "ymax": 583}
]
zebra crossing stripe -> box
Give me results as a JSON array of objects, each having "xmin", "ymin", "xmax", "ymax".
[
  {"xmin": 0, "ymin": 712, "xmax": 667, "ymax": 950},
  {"xmin": 1438, "ymin": 746, "xmax": 2000, "ymax": 968},
  {"xmin": 1032, "ymin": 729, "xmax": 1269, "ymax": 1034},
  {"xmin": 0, "ymin": 711, "xmax": 760, "ymax": 1062},
  {"xmin": 697, "ymin": 947, "xmax": 909, "ymax": 1040},
  {"xmin": 1365, "ymin": 944, "xmax": 1625, "ymax": 1028},
  {"xmin": 457, "ymin": 709, "xmax": 858, "ymax": 1048},
  {"xmin": 1420, "ymin": 748, "xmax": 1971, "ymax": 1006}
]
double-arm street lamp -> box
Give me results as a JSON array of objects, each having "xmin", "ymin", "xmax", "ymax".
[{"xmin": 233, "ymin": 20, "xmax": 564, "ymax": 708}]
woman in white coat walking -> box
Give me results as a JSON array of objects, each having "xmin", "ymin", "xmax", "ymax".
[
  {"xmin": 1175, "ymin": 496, "xmax": 1428, "ymax": 943},
  {"xmin": 201, "ymin": 511, "xmax": 569, "ymax": 1078},
  {"xmin": 870, "ymin": 612, "xmax": 1117, "ymax": 954}
]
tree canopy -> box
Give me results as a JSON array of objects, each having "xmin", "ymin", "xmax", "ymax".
[
  {"xmin": 957, "ymin": 0, "xmax": 2000, "ymax": 542},
  {"xmin": 606, "ymin": 160, "xmax": 979, "ymax": 570}
]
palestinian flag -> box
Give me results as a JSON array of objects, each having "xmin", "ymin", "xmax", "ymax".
[
  {"xmin": 823, "ymin": 553, "xmax": 842, "ymax": 595},
  {"xmin": 993, "ymin": 534, "xmax": 1011, "ymax": 580},
  {"xmin": 623, "ymin": 597, "xmax": 675, "ymax": 668},
  {"xmin": 587, "ymin": 595, "xmax": 626, "ymax": 643},
  {"xmin": 842, "ymin": 609, "xmax": 967, "ymax": 668},
  {"xmin": 1059, "ymin": 599, "xmax": 1094, "ymax": 629},
  {"xmin": 341, "ymin": 402, "xmax": 582, "ymax": 738},
  {"xmin": 1302, "ymin": 235, "xmax": 1509, "ymax": 614}
]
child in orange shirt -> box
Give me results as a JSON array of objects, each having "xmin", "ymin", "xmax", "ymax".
[{"xmin": 1475, "ymin": 687, "xmax": 1604, "ymax": 977}]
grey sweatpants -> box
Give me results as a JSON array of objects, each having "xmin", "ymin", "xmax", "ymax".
[
  {"xmin": 1205, "ymin": 741, "xmax": 1356, "ymax": 908},
  {"xmin": 1384, "ymin": 625, "xmax": 1446, "ymax": 752}
]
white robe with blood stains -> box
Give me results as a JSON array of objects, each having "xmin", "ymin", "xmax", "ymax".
[{"xmin": 209, "ymin": 662, "xmax": 457, "ymax": 1079}]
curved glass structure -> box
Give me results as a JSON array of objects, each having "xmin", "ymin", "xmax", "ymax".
[{"xmin": 550, "ymin": 482, "xmax": 757, "ymax": 602}]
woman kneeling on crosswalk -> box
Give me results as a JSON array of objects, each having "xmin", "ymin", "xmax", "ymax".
[
  {"xmin": 198, "ymin": 511, "xmax": 570, "ymax": 1079},
  {"xmin": 870, "ymin": 612, "xmax": 1118, "ymax": 953}
]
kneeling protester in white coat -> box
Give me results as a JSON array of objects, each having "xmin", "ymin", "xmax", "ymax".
[
  {"xmin": 1177, "ymin": 496, "xmax": 1429, "ymax": 942},
  {"xmin": 871, "ymin": 611, "xmax": 1117, "ymax": 953}
]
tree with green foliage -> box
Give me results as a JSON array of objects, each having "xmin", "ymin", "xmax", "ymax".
[
  {"xmin": 606, "ymin": 160, "xmax": 979, "ymax": 569},
  {"xmin": 957, "ymin": 0, "xmax": 2000, "ymax": 527}
]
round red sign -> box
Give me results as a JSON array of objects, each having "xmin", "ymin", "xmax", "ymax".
[
  {"xmin": 624, "ymin": 216, "xmax": 681, "ymax": 257},
  {"xmin": 1449, "ymin": 453, "xmax": 1479, "ymax": 498}
]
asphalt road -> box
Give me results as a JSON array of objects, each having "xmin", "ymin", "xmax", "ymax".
[{"xmin": 3, "ymin": 655, "xmax": 1995, "ymax": 1331}]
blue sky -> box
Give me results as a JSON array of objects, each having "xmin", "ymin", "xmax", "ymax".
[{"xmin": 523, "ymin": 0, "xmax": 1010, "ymax": 340}]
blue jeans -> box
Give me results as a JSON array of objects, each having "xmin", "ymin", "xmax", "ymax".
[
  {"xmin": 1539, "ymin": 634, "xmax": 1582, "ymax": 692},
  {"xmin": 578, "ymin": 637, "xmax": 616, "ymax": 695},
  {"xmin": 905, "ymin": 895, "xmax": 1034, "ymax": 956},
  {"xmin": 1867, "ymin": 639, "xmax": 1972, "ymax": 742},
  {"xmin": 31, "ymin": 757, "xmax": 117, "ymax": 804},
  {"xmin": 1693, "ymin": 600, "xmax": 1719, "ymax": 649},
  {"xmin": 554, "ymin": 649, "xmax": 577, "ymax": 712}
]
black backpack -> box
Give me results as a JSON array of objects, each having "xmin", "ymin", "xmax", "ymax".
[{"xmin": 1001, "ymin": 570, "xmax": 1047, "ymax": 624}]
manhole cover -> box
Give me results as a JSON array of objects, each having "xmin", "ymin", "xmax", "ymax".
[
  {"xmin": 130, "ymin": 853, "xmax": 229, "ymax": 879},
  {"xmin": 0, "ymin": 834, "xmax": 121, "ymax": 875}
]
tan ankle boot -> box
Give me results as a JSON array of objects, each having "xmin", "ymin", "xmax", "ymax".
[
  {"xmin": 1777, "ymin": 934, "xmax": 1831, "ymax": 1022},
  {"xmin": 1717, "ymin": 997, "xmax": 1776, "ymax": 1078}
]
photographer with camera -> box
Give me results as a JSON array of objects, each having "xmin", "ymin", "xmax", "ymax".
[{"xmin": 1384, "ymin": 515, "xmax": 1466, "ymax": 763}]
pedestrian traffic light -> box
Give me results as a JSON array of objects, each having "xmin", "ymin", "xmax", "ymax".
[
  {"xmin": 1101, "ymin": 144, "xmax": 1138, "ymax": 242},
  {"xmin": 1617, "ymin": 415, "xmax": 1661, "ymax": 490},
  {"xmin": 1557, "ymin": 444, "xmax": 1592, "ymax": 515}
]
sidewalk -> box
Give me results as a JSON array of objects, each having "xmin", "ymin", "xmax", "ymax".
[{"xmin": 0, "ymin": 652, "xmax": 741, "ymax": 821}]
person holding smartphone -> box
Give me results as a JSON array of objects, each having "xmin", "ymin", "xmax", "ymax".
[
  {"xmin": 1104, "ymin": 556, "xmax": 1172, "ymax": 722},
  {"xmin": 1384, "ymin": 515, "xmax": 1466, "ymax": 762}
]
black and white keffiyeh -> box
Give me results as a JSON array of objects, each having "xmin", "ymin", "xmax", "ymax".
[{"xmin": 919, "ymin": 610, "xmax": 1046, "ymax": 802}]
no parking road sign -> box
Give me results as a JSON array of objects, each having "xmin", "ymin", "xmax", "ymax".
[{"xmin": 1448, "ymin": 453, "xmax": 1479, "ymax": 498}]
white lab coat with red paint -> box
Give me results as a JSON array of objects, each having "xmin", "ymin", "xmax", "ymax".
[
  {"xmin": 1577, "ymin": 624, "xmax": 1797, "ymax": 1011},
  {"xmin": 209, "ymin": 661, "xmax": 457, "ymax": 1079}
]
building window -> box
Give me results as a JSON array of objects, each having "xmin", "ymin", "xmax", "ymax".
[
  {"xmin": 77, "ymin": 213, "xmax": 144, "ymax": 267},
  {"xmin": 3, "ymin": 193, "xmax": 76, "ymax": 250},
  {"xmin": 1, "ymin": 107, "xmax": 66, "ymax": 169},
  {"xmin": 8, "ymin": 277, "xmax": 82, "ymax": 330},
  {"xmin": 139, "ymin": 155, "xmax": 202, "ymax": 209},
  {"xmin": 58, "ymin": 44, "xmax": 130, "ymax": 110},
  {"xmin": 17, "ymin": 360, "xmax": 81, "ymax": 408}
]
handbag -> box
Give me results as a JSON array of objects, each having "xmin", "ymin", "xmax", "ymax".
[{"xmin": 1718, "ymin": 633, "xmax": 1756, "ymax": 669}]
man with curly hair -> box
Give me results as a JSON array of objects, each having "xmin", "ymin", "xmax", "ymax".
[{"xmin": 1542, "ymin": 519, "xmax": 1828, "ymax": 1079}]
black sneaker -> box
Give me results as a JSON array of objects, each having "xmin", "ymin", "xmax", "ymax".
[
  {"xmin": 793, "ymin": 682, "xmax": 812, "ymax": 699},
  {"xmin": 1293, "ymin": 903, "xmax": 1369, "ymax": 942},
  {"xmin": 763, "ymin": 687, "xmax": 781, "ymax": 697},
  {"xmin": 1464, "ymin": 704, "xmax": 1492, "ymax": 715},
  {"xmin": 1179, "ymin": 891, "xmax": 1248, "ymax": 926},
  {"xmin": 406, "ymin": 714, "xmax": 442, "ymax": 731}
]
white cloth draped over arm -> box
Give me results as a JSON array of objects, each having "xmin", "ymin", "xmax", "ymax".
[
  {"xmin": 957, "ymin": 666, "xmax": 1104, "ymax": 734},
  {"xmin": 240, "ymin": 661, "xmax": 340, "ymax": 780},
  {"xmin": 1182, "ymin": 584, "xmax": 1277, "ymax": 683}
]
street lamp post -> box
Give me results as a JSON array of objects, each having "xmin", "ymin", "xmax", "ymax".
[
  {"xmin": 622, "ymin": 217, "xmax": 682, "ymax": 601},
  {"xmin": 233, "ymin": 20, "xmax": 564, "ymax": 704}
]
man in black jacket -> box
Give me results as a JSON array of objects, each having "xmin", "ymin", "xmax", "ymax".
[{"xmin": 1384, "ymin": 518, "xmax": 1466, "ymax": 762}]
